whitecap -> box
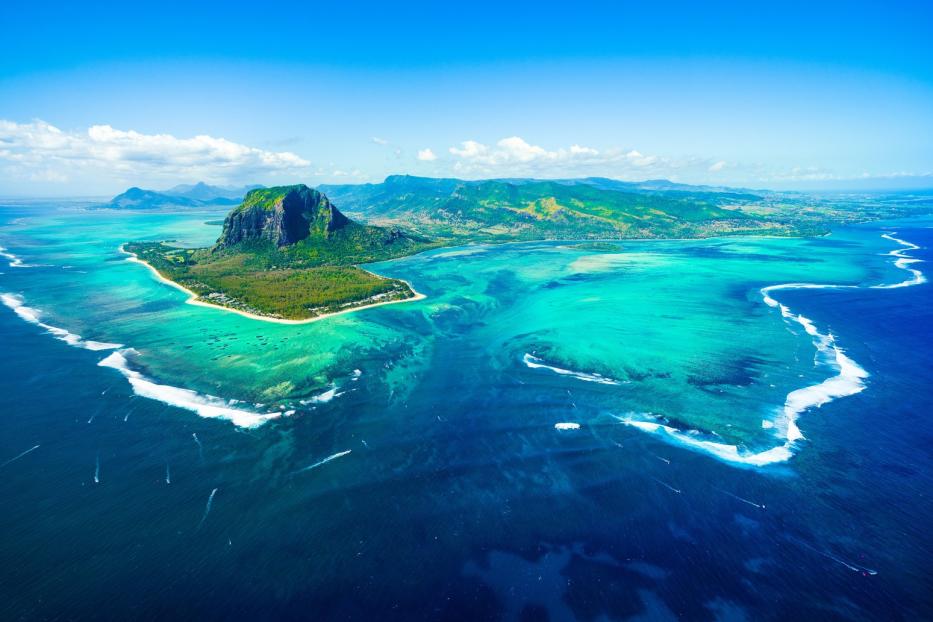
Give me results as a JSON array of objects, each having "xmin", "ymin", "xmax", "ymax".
[
  {"xmin": 0, "ymin": 246, "xmax": 31, "ymax": 268},
  {"xmin": 1, "ymin": 293, "xmax": 122, "ymax": 351},
  {"xmin": 618, "ymin": 232, "xmax": 923, "ymax": 467},
  {"xmin": 98, "ymin": 349, "xmax": 282, "ymax": 428},
  {"xmin": 300, "ymin": 384, "xmax": 343, "ymax": 404},
  {"xmin": 555, "ymin": 422, "xmax": 581, "ymax": 430},
  {"xmin": 523, "ymin": 353, "xmax": 620, "ymax": 385}
]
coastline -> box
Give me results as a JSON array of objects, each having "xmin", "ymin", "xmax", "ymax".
[{"xmin": 118, "ymin": 245, "xmax": 426, "ymax": 325}]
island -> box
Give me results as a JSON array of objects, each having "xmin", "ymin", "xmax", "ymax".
[
  {"xmin": 123, "ymin": 177, "xmax": 933, "ymax": 323},
  {"xmin": 123, "ymin": 185, "xmax": 432, "ymax": 322}
]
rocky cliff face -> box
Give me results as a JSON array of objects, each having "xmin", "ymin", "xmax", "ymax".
[{"xmin": 216, "ymin": 185, "xmax": 349, "ymax": 248}]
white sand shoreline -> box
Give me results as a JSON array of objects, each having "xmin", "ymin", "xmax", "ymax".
[{"xmin": 118, "ymin": 245, "xmax": 426, "ymax": 325}]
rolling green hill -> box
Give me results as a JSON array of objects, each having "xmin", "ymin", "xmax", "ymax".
[{"xmin": 320, "ymin": 175, "xmax": 794, "ymax": 240}]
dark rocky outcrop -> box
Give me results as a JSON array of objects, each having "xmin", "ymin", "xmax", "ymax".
[{"xmin": 216, "ymin": 185, "xmax": 350, "ymax": 248}]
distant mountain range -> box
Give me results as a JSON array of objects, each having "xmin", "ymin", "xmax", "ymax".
[
  {"xmin": 318, "ymin": 175, "xmax": 780, "ymax": 240},
  {"xmin": 105, "ymin": 182, "xmax": 263, "ymax": 209}
]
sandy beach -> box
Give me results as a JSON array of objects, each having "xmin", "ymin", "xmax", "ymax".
[{"xmin": 118, "ymin": 245, "xmax": 426, "ymax": 325}]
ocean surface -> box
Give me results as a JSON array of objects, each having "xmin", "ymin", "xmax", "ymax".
[{"xmin": 1, "ymin": 202, "xmax": 931, "ymax": 621}]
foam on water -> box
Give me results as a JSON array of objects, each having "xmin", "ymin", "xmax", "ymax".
[
  {"xmin": 98, "ymin": 350, "xmax": 284, "ymax": 428},
  {"xmin": 1, "ymin": 293, "xmax": 122, "ymax": 351},
  {"xmin": 555, "ymin": 422, "xmax": 581, "ymax": 430},
  {"xmin": 871, "ymin": 233, "xmax": 926, "ymax": 289},
  {"xmin": 0, "ymin": 245, "xmax": 31, "ymax": 268},
  {"xmin": 523, "ymin": 353, "xmax": 620, "ymax": 385},
  {"xmin": 300, "ymin": 384, "xmax": 342, "ymax": 405},
  {"xmin": 293, "ymin": 450, "xmax": 352, "ymax": 474},
  {"xmin": 618, "ymin": 232, "xmax": 923, "ymax": 467}
]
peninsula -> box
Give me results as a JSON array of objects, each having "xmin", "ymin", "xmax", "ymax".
[{"xmin": 124, "ymin": 185, "xmax": 432, "ymax": 321}]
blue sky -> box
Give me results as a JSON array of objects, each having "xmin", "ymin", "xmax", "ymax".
[{"xmin": 1, "ymin": 0, "xmax": 931, "ymax": 195}]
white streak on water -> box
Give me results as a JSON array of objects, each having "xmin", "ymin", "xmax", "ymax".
[
  {"xmin": 1, "ymin": 293, "xmax": 122, "ymax": 351},
  {"xmin": 300, "ymin": 384, "xmax": 342, "ymax": 405},
  {"xmin": 165, "ymin": 463, "xmax": 171, "ymax": 484},
  {"xmin": 98, "ymin": 350, "xmax": 283, "ymax": 428},
  {"xmin": 554, "ymin": 422, "xmax": 581, "ymax": 430},
  {"xmin": 0, "ymin": 246, "xmax": 31, "ymax": 268},
  {"xmin": 0, "ymin": 444, "xmax": 40, "ymax": 468},
  {"xmin": 197, "ymin": 488, "xmax": 218, "ymax": 530},
  {"xmin": 293, "ymin": 450, "xmax": 352, "ymax": 474},
  {"xmin": 618, "ymin": 232, "xmax": 925, "ymax": 467},
  {"xmin": 652, "ymin": 477, "xmax": 681, "ymax": 494},
  {"xmin": 790, "ymin": 535, "xmax": 878, "ymax": 575},
  {"xmin": 192, "ymin": 433, "xmax": 204, "ymax": 462},
  {"xmin": 93, "ymin": 453, "xmax": 100, "ymax": 484},
  {"xmin": 523, "ymin": 353, "xmax": 620, "ymax": 385},
  {"xmin": 717, "ymin": 488, "xmax": 766, "ymax": 509}
]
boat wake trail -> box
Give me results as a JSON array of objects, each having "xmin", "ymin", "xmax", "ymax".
[
  {"xmin": 716, "ymin": 488, "xmax": 766, "ymax": 509},
  {"xmin": 787, "ymin": 535, "xmax": 878, "ymax": 575},
  {"xmin": 617, "ymin": 232, "xmax": 924, "ymax": 467},
  {"xmin": 0, "ymin": 444, "xmax": 40, "ymax": 469},
  {"xmin": 197, "ymin": 488, "xmax": 218, "ymax": 530},
  {"xmin": 652, "ymin": 477, "xmax": 681, "ymax": 494},
  {"xmin": 292, "ymin": 450, "xmax": 352, "ymax": 475}
]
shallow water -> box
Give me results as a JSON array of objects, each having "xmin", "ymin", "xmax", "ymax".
[{"xmin": 1, "ymin": 203, "xmax": 931, "ymax": 620}]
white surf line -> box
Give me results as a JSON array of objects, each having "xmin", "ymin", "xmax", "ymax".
[
  {"xmin": 196, "ymin": 488, "xmax": 219, "ymax": 530},
  {"xmin": 618, "ymin": 232, "xmax": 925, "ymax": 467},
  {"xmin": 0, "ymin": 444, "xmax": 40, "ymax": 469},
  {"xmin": 872, "ymin": 233, "xmax": 926, "ymax": 289},
  {"xmin": 0, "ymin": 293, "xmax": 286, "ymax": 429},
  {"xmin": 0, "ymin": 245, "xmax": 31, "ymax": 268},
  {"xmin": 523, "ymin": 353, "xmax": 621, "ymax": 385},
  {"xmin": 0, "ymin": 293, "xmax": 122, "ymax": 351},
  {"xmin": 98, "ymin": 349, "xmax": 283, "ymax": 428},
  {"xmin": 292, "ymin": 450, "xmax": 352, "ymax": 475}
]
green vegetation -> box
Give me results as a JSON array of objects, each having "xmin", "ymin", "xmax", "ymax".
[
  {"xmin": 125, "ymin": 185, "xmax": 430, "ymax": 320},
  {"xmin": 321, "ymin": 175, "xmax": 796, "ymax": 241},
  {"xmin": 127, "ymin": 179, "xmax": 933, "ymax": 321},
  {"xmin": 124, "ymin": 242, "xmax": 415, "ymax": 319}
]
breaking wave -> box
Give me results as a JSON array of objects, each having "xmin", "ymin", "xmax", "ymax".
[
  {"xmin": 617, "ymin": 232, "xmax": 923, "ymax": 467},
  {"xmin": 98, "ymin": 349, "xmax": 284, "ymax": 428},
  {"xmin": 0, "ymin": 246, "xmax": 31, "ymax": 268},
  {"xmin": 1, "ymin": 293, "xmax": 122, "ymax": 351},
  {"xmin": 523, "ymin": 353, "xmax": 620, "ymax": 385}
]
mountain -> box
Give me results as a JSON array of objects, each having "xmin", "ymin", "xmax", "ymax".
[
  {"xmin": 319, "ymin": 175, "xmax": 786, "ymax": 240},
  {"xmin": 124, "ymin": 185, "xmax": 430, "ymax": 321},
  {"xmin": 213, "ymin": 184, "xmax": 426, "ymax": 264},
  {"xmin": 166, "ymin": 182, "xmax": 263, "ymax": 202},
  {"xmin": 105, "ymin": 182, "xmax": 263, "ymax": 209},
  {"xmin": 107, "ymin": 187, "xmax": 201, "ymax": 209}
]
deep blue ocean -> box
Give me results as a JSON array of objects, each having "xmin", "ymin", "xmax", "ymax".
[{"xmin": 0, "ymin": 205, "xmax": 931, "ymax": 621}]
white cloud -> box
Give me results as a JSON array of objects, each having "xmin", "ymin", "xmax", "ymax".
[
  {"xmin": 0, "ymin": 119, "xmax": 311, "ymax": 186},
  {"xmin": 416, "ymin": 148, "xmax": 437, "ymax": 161},
  {"xmin": 709, "ymin": 160, "xmax": 727, "ymax": 172},
  {"xmin": 371, "ymin": 136, "xmax": 388, "ymax": 145},
  {"xmin": 446, "ymin": 135, "xmax": 707, "ymax": 179}
]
